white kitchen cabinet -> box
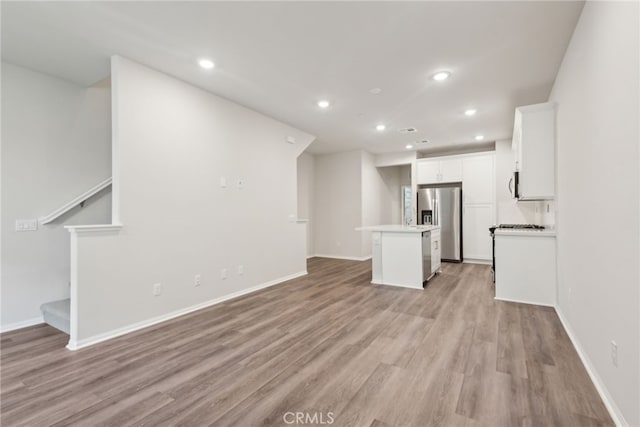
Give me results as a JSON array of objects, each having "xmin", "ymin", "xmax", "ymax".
[
  {"xmin": 461, "ymin": 153, "xmax": 494, "ymax": 262},
  {"xmin": 463, "ymin": 204, "xmax": 494, "ymax": 261},
  {"xmin": 431, "ymin": 228, "xmax": 441, "ymax": 273},
  {"xmin": 494, "ymin": 231, "xmax": 556, "ymax": 306},
  {"xmin": 462, "ymin": 154, "xmax": 494, "ymax": 204},
  {"xmin": 512, "ymin": 102, "xmax": 556, "ymax": 200},
  {"xmin": 416, "ymin": 160, "xmax": 440, "ymax": 184},
  {"xmin": 439, "ymin": 158, "xmax": 463, "ymax": 183},
  {"xmin": 416, "ymin": 158, "xmax": 462, "ymax": 184}
]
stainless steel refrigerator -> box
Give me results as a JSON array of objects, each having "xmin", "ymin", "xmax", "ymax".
[{"xmin": 417, "ymin": 185, "xmax": 462, "ymax": 262}]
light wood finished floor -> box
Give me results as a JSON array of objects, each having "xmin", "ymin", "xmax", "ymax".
[{"xmin": 1, "ymin": 258, "xmax": 612, "ymax": 427}]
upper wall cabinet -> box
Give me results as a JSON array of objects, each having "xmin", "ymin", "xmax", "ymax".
[
  {"xmin": 462, "ymin": 155, "xmax": 494, "ymax": 204},
  {"xmin": 512, "ymin": 102, "xmax": 556, "ymax": 200},
  {"xmin": 416, "ymin": 158, "xmax": 462, "ymax": 184}
]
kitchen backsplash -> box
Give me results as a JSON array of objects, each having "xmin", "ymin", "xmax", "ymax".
[
  {"xmin": 497, "ymin": 199, "xmax": 555, "ymax": 228},
  {"xmin": 541, "ymin": 200, "xmax": 556, "ymax": 229}
]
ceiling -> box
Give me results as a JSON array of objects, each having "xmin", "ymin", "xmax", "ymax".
[{"xmin": 1, "ymin": 1, "xmax": 584, "ymax": 154}]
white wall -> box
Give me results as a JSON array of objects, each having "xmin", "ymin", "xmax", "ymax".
[
  {"xmin": 374, "ymin": 151, "xmax": 417, "ymax": 168},
  {"xmin": 1, "ymin": 62, "xmax": 111, "ymax": 330},
  {"xmin": 69, "ymin": 57, "xmax": 314, "ymax": 346},
  {"xmin": 362, "ymin": 162, "xmax": 409, "ymax": 245},
  {"xmin": 313, "ymin": 150, "xmax": 363, "ymax": 259},
  {"xmin": 297, "ymin": 152, "xmax": 315, "ymax": 257},
  {"xmin": 380, "ymin": 167, "xmax": 402, "ymax": 226},
  {"xmin": 494, "ymin": 139, "xmax": 543, "ymax": 225},
  {"xmin": 361, "ymin": 151, "xmax": 388, "ymax": 256},
  {"xmin": 377, "ymin": 164, "xmax": 411, "ymax": 226},
  {"xmin": 549, "ymin": 2, "xmax": 639, "ymax": 425},
  {"xmin": 398, "ymin": 164, "xmax": 411, "ymax": 223},
  {"xmin": 313, "ymin": 151, "xmax": 408, "ymax": 259}
]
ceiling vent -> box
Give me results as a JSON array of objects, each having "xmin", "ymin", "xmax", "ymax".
[{"xmin": 398, "ymin": 127, "xmax": 417, "ymax": 134}]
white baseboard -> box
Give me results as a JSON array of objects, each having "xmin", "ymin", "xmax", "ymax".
[
  {"xmin": 311, "ymin": 254, "xmax": 372, "ymax": 262},
  {"xmin": 463, "ymin": 258, "xmax": 491, "ymax": 265},
  {"xmin": 66, "ymin": 270, "xmax": 308, "ymax": 351},
  {"xmin": 0, "ymin": 315, "xmax": 44, "ymax": 333},
  {"xmin": 494, "ymin": 296, "xmax": 555, "ymax": 308},
  {"xmin": 555, "ymin": 306, "xmax": 627, "ymax": 427}
]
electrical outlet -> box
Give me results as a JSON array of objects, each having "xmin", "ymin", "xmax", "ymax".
[
  {"xmin": 153, "ymin": 283, "xmax": 162, "ymax": 296},
  {"xmin": 220, "ymin": 177, "xmax": 227, "ymax": 188},
  {"xmin": 221, "ymin": 268, "xmax": 228, "ymax": 280},
  {"xmin": 237, "ymin": 265, "xmax": 244, "ymax": 276},
  {"xmin": 611, "ymin": 341, "xmax": 618, "ymax": 367},
  {"xmin": 194, "ymin": 274, "xmax": 201, "ymax": 287}
]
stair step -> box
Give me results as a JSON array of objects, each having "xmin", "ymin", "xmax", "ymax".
[{"xmin": 40, "ymin": 299, "xmax": 70, "ymax": 335}]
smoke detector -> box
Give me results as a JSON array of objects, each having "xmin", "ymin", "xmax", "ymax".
[{"xmin": 416, "ymin": 139, "xmax": 430, "ymax": 144}]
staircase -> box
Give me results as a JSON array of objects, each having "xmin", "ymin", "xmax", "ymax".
[
  {"xmin": 40, "ymin": 299, "xmax": 70, "ymax": 334},
  {"xmin": 37, "ymin": 178, "xmax": 112, "ymax": 337}
]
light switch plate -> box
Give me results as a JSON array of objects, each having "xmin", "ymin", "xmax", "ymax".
[{"xmin": 15, "ymin": 219, "xmax": 38, "ymax": 232}]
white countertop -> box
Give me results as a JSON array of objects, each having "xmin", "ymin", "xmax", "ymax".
[
  {"xmin": 356, "ymin": 224, "xmax": 440, "ymax": 233},
  {"xmin": 494, "ymin": 228, "xmax": 556, "ymax": 237}
]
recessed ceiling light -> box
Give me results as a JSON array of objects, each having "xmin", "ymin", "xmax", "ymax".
[
  {"xmin": 406, "ymin": 144, "xmax": 414, "ymax": 149},
  {"xmin": 432, "ymin": 71, "xmax": 451, "ymax": 81},
  {"xmin": 465, "ymin": 109, "xmax": 477, "ymax": 116},
  {"xmin": 198, "ymin": 59, "xmax": 215, "ymax": 70},
  {"xmin": 317, "ymin": 100, "xmax": 330, "ymax": 108},
  {"xmin": 369, "ymin": 88, "xmax": 382, "ymax": 95},
  {"xmin": 475, "ymin": 135, "xmax": 485, "ymax": 141},
  {"xmin": 376, "ymin": 124, "xmax": 386, "ymax": 131}
]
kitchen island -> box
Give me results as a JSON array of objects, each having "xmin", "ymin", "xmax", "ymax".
[{"xmin": 357, "ymin": 225, "xmax": 441, "ymax": 289}]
